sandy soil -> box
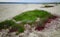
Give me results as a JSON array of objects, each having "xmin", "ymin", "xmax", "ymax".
[{"xmin": 0, "ymin": 4, "xmax": 60, "ymax": 22}]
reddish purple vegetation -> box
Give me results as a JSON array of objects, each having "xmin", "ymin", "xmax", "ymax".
[
  {"xmin": 45, "ymin": 16, "xmax": 58, "ymax": 24},
  {"xmin": 35, "ymin": 26, "xmax": 45, "ymax": 31},
  {"xmin": 9, "ymin": 28, "xmax": 18, "ymax": 33},
  {"xmin": 35, "ymin": 16, "xmax": 58, "ymax": 31},
  {"xmin": 50, "ymin": 16, "xmax": 57, "ymax": 19}
]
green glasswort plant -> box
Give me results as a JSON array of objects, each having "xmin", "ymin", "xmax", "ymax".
[{"xmin": 13, "ymin": 9, "xmax": 53, "ymax": 24}]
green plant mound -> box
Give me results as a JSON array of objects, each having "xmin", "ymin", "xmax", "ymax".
[{"xmin": 13, "ymin": 10, "xmax": 53, "ymax": 23}]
